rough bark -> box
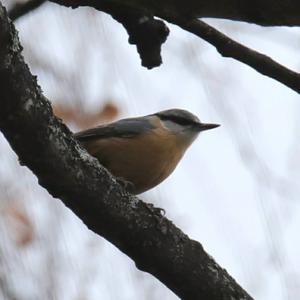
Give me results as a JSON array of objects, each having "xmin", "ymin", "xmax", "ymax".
[{"xmin": 0, "ymin": 3, "xmax": 253, "ymax": 300}]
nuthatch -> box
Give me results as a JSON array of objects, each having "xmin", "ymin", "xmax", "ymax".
[{"xmin": 74, "ymin": 109, "xmax": 219, "ymax": 194}]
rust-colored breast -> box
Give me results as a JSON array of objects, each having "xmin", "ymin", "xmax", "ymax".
[{"xmin": 80, "ymin": 117, "xmax": 188, "ymax": 194}]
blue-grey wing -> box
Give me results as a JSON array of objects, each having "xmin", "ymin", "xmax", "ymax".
[{"xmin": 74, "ymin": 117, "xmax": 154, "ymax": 141}]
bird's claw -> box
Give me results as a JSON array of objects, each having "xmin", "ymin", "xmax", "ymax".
[{"xmin": 144, "ymin": 202, "xmax": 166, "ymax": 217}]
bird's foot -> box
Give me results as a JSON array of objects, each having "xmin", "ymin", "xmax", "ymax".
[{"xmin": 144, "ymin": 202, "xmax": 166, "ymax": 217}]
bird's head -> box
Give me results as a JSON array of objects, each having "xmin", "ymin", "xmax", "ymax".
[{"xmin": 155, "ymin": 109, "xmax": 219, "ymax": 143}]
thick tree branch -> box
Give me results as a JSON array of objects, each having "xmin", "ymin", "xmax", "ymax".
[{"xmin": 0, "ymin": 3, "xmax": 253, "ymax": 299}]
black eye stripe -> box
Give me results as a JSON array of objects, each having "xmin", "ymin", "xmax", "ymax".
[
  {"xmin": 155, "ymin": 109, "xmax": 200, "ymax": 127},
  {"xmin": 160, "ymin": 115, "xmax": 196, "ymax": 126}
]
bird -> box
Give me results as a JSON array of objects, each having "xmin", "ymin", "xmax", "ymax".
[{"xmin": 74, "ymin": 109, "xmax": 219, "ymax": 194}]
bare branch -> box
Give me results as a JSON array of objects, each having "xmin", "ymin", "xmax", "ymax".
[
  {"xmin": 174, "ymin": 18, "xmax": 300, "ymax": 93},
  {"xmin": 0, "ymin": 3, "xmax": 253, "ymax": 299},
  {"xmin": 50, "ymin": 0, "xmax": 300, "ymax": 26},
  {"xmin": 10, "ymin": 0, "xmax": 300, "ymax": 93},
  {"xmin": 105, "ymin": 7, "xmax": 169, "ymax": 69},
  {"xmin": 9, "ymin": 0, "xmax": 169, "ymax": 69},
  {"xmin": 48, "ymin": 0, "xmax": 300, "ymax": 93}
]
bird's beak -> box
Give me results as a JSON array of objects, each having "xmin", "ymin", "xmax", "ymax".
[{"xmin": 195, "ymin": 122, "xmax": 220, "ymax": 131}]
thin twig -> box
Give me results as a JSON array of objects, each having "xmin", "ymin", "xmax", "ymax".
[{"xmin": 172, "ymin": 18, "xmax": 300, "ymax": 93}]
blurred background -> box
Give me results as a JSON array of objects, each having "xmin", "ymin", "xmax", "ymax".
[{"xmin": 1, "ymin": 1, "xmax": 300, "ymax": 299}]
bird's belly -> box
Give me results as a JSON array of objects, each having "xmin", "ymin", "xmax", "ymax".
[
  {"xmin": 105, "ymin": 147, "xmax": 181, "ymax": 194},
  {"xmin": 82, "ymin": 136, "xmax": 184, "ymax": 194}
]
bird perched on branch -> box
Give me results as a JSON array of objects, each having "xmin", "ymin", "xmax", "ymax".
[{"xmin": 74, "ymin": 109, "xmax": 219, "ymax": 194}]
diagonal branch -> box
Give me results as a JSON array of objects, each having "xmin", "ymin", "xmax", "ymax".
[
  {"xmin": 174, "ymin": 18, "xmax": 300, "ymax": 93},
  {"xmin": 0, "ymin": 3, "xmax": 253, "ymax": 299}
]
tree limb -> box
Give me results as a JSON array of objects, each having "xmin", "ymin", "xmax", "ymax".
[
  {"xmin": 9, "ymin": 0, "xmax": 300, "ymax": 93},
  {"xmin": 0, "ymin": 3, "xmax": 253, "ymax": 299},
  {"xmin": 98, "ymin": 3, "xmax": 169, "ymax": 69},
  {"xmin": 49, "ymin": 0, "xmax": 300, "ymax": 26},
  {"xmin": 175, "ymin": 18, "xmax": 300, "ymax": 94},
  {"xmin": 9, "ymin": 0, "xmax": 169, "ymax": 69},
  {"xmin": 48, "ymin": 0, "xmax": 300, "ymax": 93}
]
